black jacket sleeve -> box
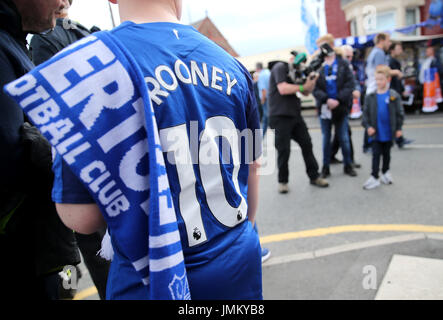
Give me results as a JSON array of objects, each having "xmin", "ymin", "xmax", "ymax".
[
  {"xmin": 362, "ymin": 94, "xmax": 372, "ymax": 130},
  {"xmin": 0, "ymin": 49, "xmax": 26, "ymax": 189},
  {"xmin": 394, "ymin": 91, "xmax": 405, "ymax": 131},
  {"xmin": 336, "ymin": 60, "xmax": 354, "ymax": 108}
]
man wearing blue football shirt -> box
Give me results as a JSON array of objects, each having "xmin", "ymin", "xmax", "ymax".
[{"xmin": 52, "ymin": 0, "xmax": 263, "ymax": 300}]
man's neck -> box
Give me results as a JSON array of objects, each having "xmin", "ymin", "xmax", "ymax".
[
  {"xmin": 325, "ymin": 54, "xmax": 336, "ymax": 65},
  {"xmin": 118, "ymin": 0, "xmax": 180, "ymax": 24}
]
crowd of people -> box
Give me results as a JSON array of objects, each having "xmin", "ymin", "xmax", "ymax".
[
  {"xmin": 0, "ymin": 0, "xmax": 441, "ymax": 301},
  {"xmin": 253, "ymin": 32, "xmax": 442, "ymax": 193}
]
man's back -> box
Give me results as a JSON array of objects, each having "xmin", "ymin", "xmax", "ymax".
[
  {"xmin": 112, "ymin": 21, "xmax": 258, "ymax": 244},
  {"xmin": 114, "ymin": 21, "xmax": 262, "ymax": 299},
  {"xmin": 258, "ymin": 68, "xmax": 270, "ymax": 95},
  {"xmin": 389, "ymin": 55, "xmax": 404, "ymax": 95},
  {"xmin": 49, "ymin": 21, "xmax": 263, "ymax": 299},
  {"xmin": 268, "ymin": 62, "xmax": 301, "ymax": 118},
  {"xmin": 366, "ymin": 47, "xmax": 388, "ymax": 94}
]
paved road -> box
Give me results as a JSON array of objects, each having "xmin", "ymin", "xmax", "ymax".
[{"xmin": 73, "ymin": 111, "xmax": 443, "ymax": 300}]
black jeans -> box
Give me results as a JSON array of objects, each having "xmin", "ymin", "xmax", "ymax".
[
  {"xmin": 371, "ymin": 141, "xmax": 393, "ymax": 178},
  {"xmin": 269, "ymin": 116, "xmax": 320, "ymax": 183}
]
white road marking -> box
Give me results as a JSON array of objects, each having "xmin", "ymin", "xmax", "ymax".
[{"xmin": 263, "ymin": 233, "xmax": 440, "ymax": 268}]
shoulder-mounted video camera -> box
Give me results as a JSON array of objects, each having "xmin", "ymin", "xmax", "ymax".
[{"xmin": 288, "ymin": 42, "xmax": 334, "ymax": 85}]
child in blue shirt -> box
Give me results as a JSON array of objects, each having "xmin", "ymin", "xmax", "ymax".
[{"xmin": 362, "ymin": 65, "xmax": 404, "ymax": 190}]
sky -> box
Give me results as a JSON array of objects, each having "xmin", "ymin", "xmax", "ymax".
[{"xmin": 68, "ymin": 0, "xmax": 327, "ymax": 57}]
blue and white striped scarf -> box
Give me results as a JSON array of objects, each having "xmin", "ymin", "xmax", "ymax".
[{"xmin": 4, "ymin": 31, "xmax": 190, "ymax": 300}]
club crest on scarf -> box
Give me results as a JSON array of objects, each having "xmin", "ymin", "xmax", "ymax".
[
  {"xmin": 4, "ymin": 32, "xmax": 190, "ymax": 300},
  {"xmin": 168, "ymin": 272, "xmax": 191, "ymax": 300}
]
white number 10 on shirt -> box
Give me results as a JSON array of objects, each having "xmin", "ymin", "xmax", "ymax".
[{"xmin": 159, "ymin": 116, "xmax": 248, "ymax": 247}]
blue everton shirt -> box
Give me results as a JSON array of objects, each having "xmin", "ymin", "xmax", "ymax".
[
  {"xmin": 52, "ymin": 21, "xmax": 262, "ymax": 299},
  {"xmin": 376, "ymin": 91, "xmax": 392, "ymax": 142},
  {"xmin": 324, "ymin": 59, "xmax": 338, "ymax": 100}
]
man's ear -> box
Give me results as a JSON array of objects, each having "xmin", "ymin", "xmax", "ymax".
[{"xmin": 108, "ymin": 0, "xmax": 117, "ymax": 4}]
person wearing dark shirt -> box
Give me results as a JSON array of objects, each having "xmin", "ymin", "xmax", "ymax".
[
  {"xmin": 388, "ymin": 42, "xmax": 405, "ymax": 96},
  {"xmin": 0, "ymin": 0, "xmax": 83, "ymax": 300},
  {"xmin": 329, "ymin": 45, "xmax": 362, "ymax": 169},
  {"xmin": 313, "ymin": 37, "xmax": 357, "ymax": 179},
  {"xmin": 388, "ymin": 42, "xmax": 414, "ymax": 149},
  {"xmin": 268, "ymin": 56, "xmax": 328, "ymax": 194},
  {"xmin": 30, "ymin": 0, "xmax": 109, "ymax": 300},
  {"xmin": 30, "ymin": 1, "xmax": 95, "ymax": 65}
]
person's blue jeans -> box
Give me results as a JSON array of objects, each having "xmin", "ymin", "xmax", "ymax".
[
  {"xmin": 320, "ymin": 116, "xmax": 352, "ymax": 167},
  {"xmin": 261, "ymin": 101, "xmax": 268, "ymax": 137}
]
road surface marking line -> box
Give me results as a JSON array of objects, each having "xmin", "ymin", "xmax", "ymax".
[
  {"xmin": 426, "ymin": 233, "xmax": 443, "ymax": 241},
  {"xmin": 263, "ymin": 233, "xmax": 434, "ymax": 268},
  {"xmin": 259, "ymin": 224, "xmax": 443, "ymax": 244},
  {"xmin": 314, "ymin": 233, "xmax": 425, "ymax": 258},
  {"xmin": 73, "ymin": 286, "xmax": 98, "ymax": 300},
  {"xmin": 264, "ymin": 252, "xmax": 315, "ymax": 266},
  {"xmin": 404, "ymin": 144, "xmax": 443, "ymax": 149},
  {"xmin": 74, "ymin": 224, "xmax": 443, "ymax": 299}
]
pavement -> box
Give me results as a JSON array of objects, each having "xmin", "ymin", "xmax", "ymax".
[{"xmin": 72, "ymin": 109, "xmax": 443, "ymax": 300}]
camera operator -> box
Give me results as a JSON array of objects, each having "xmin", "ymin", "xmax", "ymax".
[
  {"xmin": 313, "ymin": 35, "xmax": 357, "ymax": 179},
  {"xmin": 268, "ymin": 55, "xmax": 329, "ymax": 194}
]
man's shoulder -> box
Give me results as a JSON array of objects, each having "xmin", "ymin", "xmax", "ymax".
[
  {"xmin": 368, "ymin": 47, "xmax": 385, "ymax": 59},
  {"xmin": 366, "ymin": 92, "xmax": 377, "ymax": 103},
  {"xmin": 389, "ymin": 89, "xmax": 401, "ymax": 99},
  {"xmin": 374, "ymin": 49, "xmax": 387, "ymax": 61},
  {"xmin": 31, "ymin": 23, "xmax": 71, "ymax": 46},
  {"xmin": 259, "ymin": 69, "xmax": 271, "ymax": 78},
  {"xmin": 0, "ymin": 30, "xmax": 33, "ymax": 74},
  {"xmin": 337, "ymin": 56, "xmax": 350, "ymax": 69},
  {"xmin": 271, "ymin": 61, "xmax": 288, "ymax": 73}
]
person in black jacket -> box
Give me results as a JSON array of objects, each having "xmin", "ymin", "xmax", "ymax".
[
  {"xmin": 330, "ymin": 44, "xmax": 362, "ymax": 169},
  {"xmin": 388, "ymin": 42, "xmax": 414, "ymax": 149},
  {"xmin": 0, "ymin": 0, "xmax": 83, "ymax": 300},
  {"xmin": 30, "ymin": 0, "xmax": 98, "ymax": 65},
  {"xmin": 30, "ymin": 0, "xmax": 109, "ymax": 300},
  {"xmin": 313, "ymin": 35, "xmax": 357, "ymax": 178},
  {"xmin": 388, "ymin": 42, "xmax": 405, "ymax": 97}
]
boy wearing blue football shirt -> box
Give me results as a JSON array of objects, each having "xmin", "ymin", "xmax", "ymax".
[
  {"xmin": 362, "ymin": 65, "xmax": 404, "ymax": 190},
  {"xmin": 53, "ymin": 0, "xmax": 263, "ymax": 299}
]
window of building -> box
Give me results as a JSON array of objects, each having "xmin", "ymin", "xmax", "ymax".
[
  {"xmin": 350, "ymin": 19, "xmax": 357, "ymax": 36},
  {"xmin": 374, "ymin": 11, "xmax": 396, "ymax": 33},
  {"xmin": 406, "ymin": 7, "xmax": 420, "ymax": 35},
  {"xmin": 365, "ymin": 10, "xmax": 396, "ymax": 34}
]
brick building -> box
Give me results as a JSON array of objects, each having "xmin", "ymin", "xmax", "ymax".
[{"xmin": 191, "ymin": 17, "xmax": 239, "ymax": 57}]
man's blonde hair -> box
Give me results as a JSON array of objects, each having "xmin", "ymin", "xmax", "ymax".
[
  {"xmin": 375, "ymin": 65, "xmax": 391, "ymax": 78},
  {"xmin": 316, "ymin": 34, "xmax": 335, "ymax": 47}
]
